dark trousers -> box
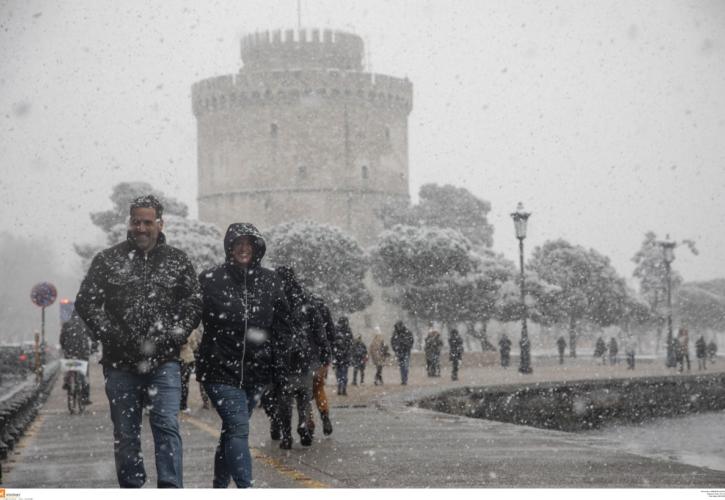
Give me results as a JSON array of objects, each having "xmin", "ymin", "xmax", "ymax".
[
  {"xmin": 451, "ymin": 358, "xmax": 460, "ymax": 380},
  {"xmin": 374, "ymin": 364, "xmax": 384, "ymax": 385},
  {"xmin": 353, "ymin": 365, "xmax": 365, "ymax": 384}
]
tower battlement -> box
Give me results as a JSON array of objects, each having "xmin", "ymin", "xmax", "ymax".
[
  {"xmin": 241, "ymin": 28, "xmax": 364, "ymax": 71},
  {"xmin": 192, "ymin": 69, "xmax": 412, "ymax": 117}
]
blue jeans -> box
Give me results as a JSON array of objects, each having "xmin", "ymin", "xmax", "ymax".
[
  {"xmin": 104, "ymin": 361, "xmax": 183, "ymax": 488},
  {"xmin": 203, "ymin": 383, "xmax": 258, "ymax": 488},
  {"xmin": 398, "ymin": 353, "xmax": 410, "ymax": 384},
  {"xmin": 335, "ymin": 364, "xmax": 349, "ymax": 392}
]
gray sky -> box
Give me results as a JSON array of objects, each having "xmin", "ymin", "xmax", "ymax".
[{"xmin": 2, "ymin": 0, "xmax": 724, "ymax": 291}]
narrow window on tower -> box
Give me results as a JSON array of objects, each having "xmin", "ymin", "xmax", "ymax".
[
  {"xmin": 270, "ymin": 123, "xmax": 278, "ymax": 137},
  {"xmin": 298, "ymin": 165, "xmax": 307, "ymax": 179},
  {"xmin": 361, "ymin": 165, "xmax": 369, "ymax": 179},
  {"xmin": 385, "ymin": 126, "xmax": 391, "ymax": 142}
]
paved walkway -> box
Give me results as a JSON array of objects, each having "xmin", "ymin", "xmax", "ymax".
[{"xmin": 3, "ymin": 354, "xmax": 725, "ymax": 488}]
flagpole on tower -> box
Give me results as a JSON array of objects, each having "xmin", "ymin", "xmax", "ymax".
[{"xmin": 297, "ymin": 0, "xmax": 301, "ymax": 29}]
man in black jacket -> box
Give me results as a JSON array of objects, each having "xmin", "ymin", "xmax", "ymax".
[
  {"xmin": 308, "ymin": 296, "xmax": 335, "ymax": 436},
  {"xmin": 195, "ymin": 223, "xmax": 293, "ymax": 487},
  {"xmin": 271, "ymin": 266, "xmax": 329, "ymax": 449},
  {"xmin": 75, "ymin": 195, "xmax": 202, "ymax": 488},
  {"xmin": 391, "ymin": 320, "xmax": 414, "ymax": 385}
]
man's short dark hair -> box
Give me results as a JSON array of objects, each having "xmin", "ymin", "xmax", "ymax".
[{"xmin": 130, "ymin": 195, "xmax": 164, "ymax": 219}]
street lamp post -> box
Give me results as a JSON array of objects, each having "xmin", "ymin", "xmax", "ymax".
[
  {"xmin": 659, "ymin": 236, "xmax": 677, "ymax": 368},
  {"xmin": 511, "ymin": 202, "xmax": 532, "ymax": 374}
]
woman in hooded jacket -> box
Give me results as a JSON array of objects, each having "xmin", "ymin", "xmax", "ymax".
[{"xmin": 196, "ymin": 223, "xmax": 293, "ymax": 488}]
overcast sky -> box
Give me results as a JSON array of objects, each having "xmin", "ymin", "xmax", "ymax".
[{"xmin": 2, "ymin": 0, "xmax": 724, "ymax": 292}]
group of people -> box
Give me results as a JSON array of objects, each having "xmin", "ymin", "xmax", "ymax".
[
  {"xmin": 72, "ymin": 195, "xmax": 342, "ymax": 489},
  {"xmin": 341, "ymin": 323, "xmax": 465, "ymax": 386},
  {"xmin": 675, "ymin": 327, "xmax": 718, "ymax": 372}
]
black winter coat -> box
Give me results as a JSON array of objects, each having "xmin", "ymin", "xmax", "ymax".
[
  {"xmin": 448, "ymin": 332, "xmax": 464, "ymax": 361},
  {"xmin": 75, "ymin": 233, "xmax": 202, "ymax": 373},
  {"xmin": 333, "ymin": 317, "xmax": 353, "ymax": 366},
  {"xmin": 284, "ymin": 289, "xmax": 329, "ymax": 375},
  {"xmin": 311, "ymin": 296, "xmax": 335, "ymax": 366},
  {"xmin": 351, "ymin": 338, "xmax": 368, "ymax": 368},
  {"xmin": 59, "ymin": 313, "xmax": 92, "ymax": 361},
  {"xmin": 196, "ymin": 223, "xmax": 293, "ymax": 389},
  {"xmin": 391, "ymin": 321, "xmax": 414, "ymax": 358}
]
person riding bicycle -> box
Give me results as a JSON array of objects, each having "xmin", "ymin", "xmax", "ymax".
[{"xmin": 59, "ymin": 311, "xmax": 93, "ymax": 405}]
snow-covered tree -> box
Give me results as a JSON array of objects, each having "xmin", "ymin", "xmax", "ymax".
[
  {"xmin": 265, "ymin": 221, "xmax": 372, "ymax": 316},
  {"xmin": 371, "ymin": 224, "xmax": 507, "ymax": 342},
  {"xmin": 377, "ymin": 183, "xmax": 495, "ymax": 249},
  {"xmin": 528, "ymin": 239, "xmax": 629, "ymax": 357}
]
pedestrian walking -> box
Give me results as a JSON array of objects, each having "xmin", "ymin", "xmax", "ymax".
[
  {"xmin": 59, "ymin": 311, "xmax": 93, "ymax": 405},
  {"xmin": 677, "ymin": 327, "xmax": 691, "ymax": 372},
  {"xmin": 608, "ymin": 337, "xmax": 619, "ymax": 365},
  {"xmin": 498, "ymin": 334, "xmax": 512, "ymax": 368},
  {"xmin": 556, "ymin": 336, "xmax": 566, "ymax": 365},
  {"xmin": 707, "ymin": 339, "xmax": 717, "ymax": 365},
  {"xmin": 307, "ymin": 295, "xmax": 335, "ymax": 436},
  {"xmin": 391, "ymin": 320, "xmax": 414, "ymax": 385},
  {"xmin": 272, "ymin": 266, "xmax": 328, "ymax": 449},
  {"xmin": 624, "ymin": 335, "xmax": 636, "ymax": 370},
  {"xmin": 75, "ymin": 195, "xmax": 203, "ymax": 488},
  {"xmin": 695, "ymin": 335, "xmax": 707, "ymax": 371},
  {"xmin": 351, "ymin": 335, "xmax": 368, "ymax": 385},
  {"xmin": 424, "ymin": 327, "xmax": 443, "ymax": 377},
  {"xmin": 179, "ymin": 329, "xmax": 202, "ymax": 413},
  {"xmin": 333, "ymin": 316, "xmax": 353, "ymax": 395},
  {"xmin": 195, "ymin": 223, "xmax": 293, "ymax": 487},
  {"xmin": 448, "ymin": 329, "xmax": 464, "ymax": 381},
  {"xmin": 594, "ymin": 337, "xmax": 607, "ymax": 365},
  {"xmin": 369, "ymin": 330, "xmax": 388, "ymax": 386}
]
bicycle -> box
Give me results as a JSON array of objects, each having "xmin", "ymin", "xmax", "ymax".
[{"xmin": 60, "ymin": 358, "xmax": 88, "ymax": 415}]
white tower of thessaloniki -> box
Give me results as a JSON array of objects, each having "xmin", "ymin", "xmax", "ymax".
[{"xmin": 192, "ymin": 28, "xmax": 413, "ymax": 247}]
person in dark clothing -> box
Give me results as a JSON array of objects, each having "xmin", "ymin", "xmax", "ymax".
[
  {"xmin": 424, "ymin": 328, "xmax": 443, "ymax": 377},
  {"xmin": 271, "ymin": 266, "xmax": 328, "ymax": 449},
  {"xmin": 75, "ymin": 195, "xmax": 202, "ymax": 489},
  {"xmin": 608, "ymin": 338, "xmax": 619, "ymax": 365},
  {"xmin": 448, "ymin": 329, "xmax": 464, "ymax": 381},
  {"xmin": 677, "ymin": 327, "xmax": 691, "ymax": 372},
  {"xmin": 695, "ymin": 335, "xmax": 707, "ymax": 370},
  {"xmin": 556, "ymin": 336, "xmax": 567, "ymax": 365},
  {"xmin": 707, "ymin": 339, "xmax": 717, "ymax": 365},
  {"xmin": 351, "ymin": 335, "xmax": 368, "ymax": 385},
  {"xmin": 59, "ymin": 311, "xmax": 93, "ymax": 404},
  {"xmin": 195, "ymin": 223, "xmax": 293, "ymax": 487},
  {"xmin": 391, "ymin": 321, "xmax": 414, "ymax": 385},
  {"xmin": 625, "ymin": 335, "xmax": 636, "ymax": 370},
  {"xmin": 307, "ymin": 295, "xmax": 335, "ymax": 437},
  {"xmin": 594, "ymin": 337, "xmax": 607, "ymax": 364},
  {"xmin": 498, "ymin": 334, "xmax": 512, "ymax": 368},
  {"xmin": 333, "ymin": 316, "xmax": 353, "ymax": 395}
]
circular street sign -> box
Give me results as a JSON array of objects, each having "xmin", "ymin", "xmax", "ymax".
[{"xmin": 31, "ymin": 282, "xmax": 57, "ymax": 308}]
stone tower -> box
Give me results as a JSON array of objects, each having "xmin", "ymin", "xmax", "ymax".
[{"xmin": 192, "ymin": 28, "xmax": 413, "ymax": 247}]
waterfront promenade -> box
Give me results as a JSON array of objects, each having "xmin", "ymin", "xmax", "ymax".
[{"xmin": 3, "ymin": 354, "xmax": 724, "ymax": 488}]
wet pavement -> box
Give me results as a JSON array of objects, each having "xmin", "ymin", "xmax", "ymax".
[{"xmin": 3, "ymin": 354, "xmax": 725, "ymax": 488}]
